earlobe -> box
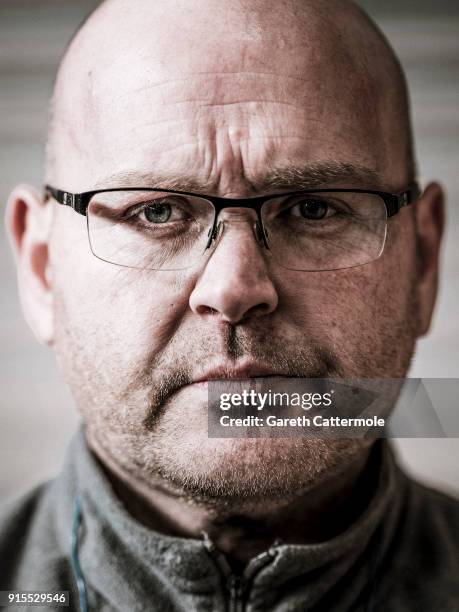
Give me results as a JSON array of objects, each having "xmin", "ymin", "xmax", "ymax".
[
  {"xmin": 414, "ymin": 182, "xmax": 445, "ymax": 337},
  {"xmin": 6, "ymin": 185, "xmax": 54, "ymax": 346}
]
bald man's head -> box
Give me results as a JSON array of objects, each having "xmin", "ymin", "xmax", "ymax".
[
  {"xmin": 10, "ymin": 0, "xmax": 443, "ymax": 507},
  {"xmin": 46, "ymin": 0, "xmax": 415, "ymax": 187}
]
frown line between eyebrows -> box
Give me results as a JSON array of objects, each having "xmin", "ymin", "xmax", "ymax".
[{"xmin": 91, "ymin": 161, "xmax": 384, "ymax": 195}]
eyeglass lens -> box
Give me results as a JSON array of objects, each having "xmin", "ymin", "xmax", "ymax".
[{"xmin": 86, "ymin": 190, "xmax": 388, "ymax": 271}]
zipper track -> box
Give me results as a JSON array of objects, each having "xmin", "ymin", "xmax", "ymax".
[
  {"xmin": 202, "ymin": 532, "xmax": 279, "ymax": 612},
  {"xmin": 227, "ymin": 574, "xmax": 245, "ymax": 612}
]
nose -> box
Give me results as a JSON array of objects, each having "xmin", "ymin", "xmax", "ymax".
[{"xmin": 189, "ymin": 219, "xmax": 279, "ymax": 324}]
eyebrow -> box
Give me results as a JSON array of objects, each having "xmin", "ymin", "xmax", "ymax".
[{"xmin": 92, "ymin": 161, "xmax": 384, "ymax": 194}]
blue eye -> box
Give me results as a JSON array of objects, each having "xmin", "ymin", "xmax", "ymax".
[{"xmin": 143, "ymin": 203, "xmax": 172, "ymax": 223}]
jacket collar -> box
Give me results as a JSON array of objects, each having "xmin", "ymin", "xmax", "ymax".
[{"xmin": 53, "ymin": 430, "xmax": 406, "ymax": 611}]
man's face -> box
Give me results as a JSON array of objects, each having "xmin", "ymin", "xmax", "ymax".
[{"xmin": 43, "ymin": 1, "xmax": 424, "ymax": 500}]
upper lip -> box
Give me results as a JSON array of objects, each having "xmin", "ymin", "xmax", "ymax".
[{"xmin": 192, "ymin": 364, "xmax": 289, "ymax": 383}]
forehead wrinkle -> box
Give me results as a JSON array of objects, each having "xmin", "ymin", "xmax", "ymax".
[
  {"xmin": 116, "ymin": 71, "xmax": 314, "ymax": 99},
  {"xmin": 47, "ymin": 0, "xmax": 415, "ymax": 186},
  {"xmin": 91, "ymin": 161, "xmax": 384, "ymax": 195}
]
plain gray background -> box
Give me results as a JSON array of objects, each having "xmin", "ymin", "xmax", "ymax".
[{"xmin": 1, "ymin": 0, "xmax": 458, "ymax": 502}]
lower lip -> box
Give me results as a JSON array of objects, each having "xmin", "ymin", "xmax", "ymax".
[{"xmin": 189, "ymin": 381, "xmax": 209, "ymax": 389}]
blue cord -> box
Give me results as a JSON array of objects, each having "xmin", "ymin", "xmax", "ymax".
[
  {"xmin": 71, "ymin": 495, "xmax": 89, "ymax": 612},
  {"xmin": 69, "ymin": 494, "xmax": 380, "ymax": 612}
]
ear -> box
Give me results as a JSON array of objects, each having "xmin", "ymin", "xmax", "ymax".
[
  {"xmin": 414, "ymin": 182, "xmax": 445, "ymax": 337},
  {"xmin": 6, "ymin": 184, "xmax": 54, "ymax": 345}
]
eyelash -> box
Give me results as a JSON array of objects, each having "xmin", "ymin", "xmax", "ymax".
[
  {"xmin": 122, "ymin": 201, "xmax": 180, "ymax": 220},
  {"xmin": 116, "ymin": 198, "xmax": 352, "ymax": 227}
]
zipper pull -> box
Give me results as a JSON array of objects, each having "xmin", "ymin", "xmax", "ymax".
[{"xmin": 227, "ymin": 574, "xmax": 245, "ymax": 612}]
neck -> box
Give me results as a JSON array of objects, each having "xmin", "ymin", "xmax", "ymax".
[{"xmin": 87, "ymin": 434, "xmax": 377, "ymax": 572}]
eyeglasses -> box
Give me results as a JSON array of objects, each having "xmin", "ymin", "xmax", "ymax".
[{"xmin": 45, "ymin": 183, "xmax": 420, "ymax": 272}]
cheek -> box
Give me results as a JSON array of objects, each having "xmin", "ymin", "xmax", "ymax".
[
  {"xmin": 275, "ymin": 217, "xmax": 418, "ymax": 374},
  {"xmin": 50, "ymin": 213, "xmax": 194, "ymax": 371}
]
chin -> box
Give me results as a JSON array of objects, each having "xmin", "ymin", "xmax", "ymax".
[{"xmin": 143, "ymin": 427, "xmax": 369, "ymax": 502}]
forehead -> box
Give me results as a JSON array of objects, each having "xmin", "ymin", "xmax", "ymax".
[{"xmin": 52, "ymin": 2, "xmax": 398, "ymax": 192}]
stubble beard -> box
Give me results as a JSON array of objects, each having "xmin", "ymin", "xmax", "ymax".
[{"xmin": 53, "ymin": 274, "xmax": 420, "ymax": 508}]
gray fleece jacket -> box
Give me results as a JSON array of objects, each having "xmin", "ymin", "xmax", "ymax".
[{"xmin": 0, "ymin": 431, "xmax": 458, "ymax": 612}]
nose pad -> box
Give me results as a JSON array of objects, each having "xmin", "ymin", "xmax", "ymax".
[
  {"xmin": 206, "ymin": 220, "xmax": 224, "ymax": 249},
  {"xmin": 206, "ymin": 219, "xmax": 268, "ymax": 250},
  {"xmin": 253, "ymin": 221, "xmax": 269, "ymax": 249}
]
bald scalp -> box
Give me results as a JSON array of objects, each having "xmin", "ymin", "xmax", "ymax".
[
  {"xmin": 45, "ymin": 0, "xmax": 415, "ymax": 184},
  {"xmin": 42, "ymin": 0, "xmax": 430, "ymax": 511}
]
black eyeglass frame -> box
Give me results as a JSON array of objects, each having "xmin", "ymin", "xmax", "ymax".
[{"xmin": 44, "ymin": 182, "xmax": 420, "ymax": 251}]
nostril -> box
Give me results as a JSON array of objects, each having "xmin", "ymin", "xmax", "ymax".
[
  {"xmin": 196, "ymin": 305, "xmax": 218, "ymax": 316},
  {"xmin": 247, "ymin": 302, "xmax": 271, "ymax": 317}
]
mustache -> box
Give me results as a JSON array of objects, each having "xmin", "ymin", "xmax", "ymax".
[{"xmin": 142, "ymin": 325, "xmax": 340, "ymax": 431}]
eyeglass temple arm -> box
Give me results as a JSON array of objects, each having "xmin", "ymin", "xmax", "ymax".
[
  {"xmin": 386, "ymin": 182, "xmax": 421, "ymax": 218},
  {"xmin": 44, "ymin": 186, "xmax": 88, "ymax": 216}
]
